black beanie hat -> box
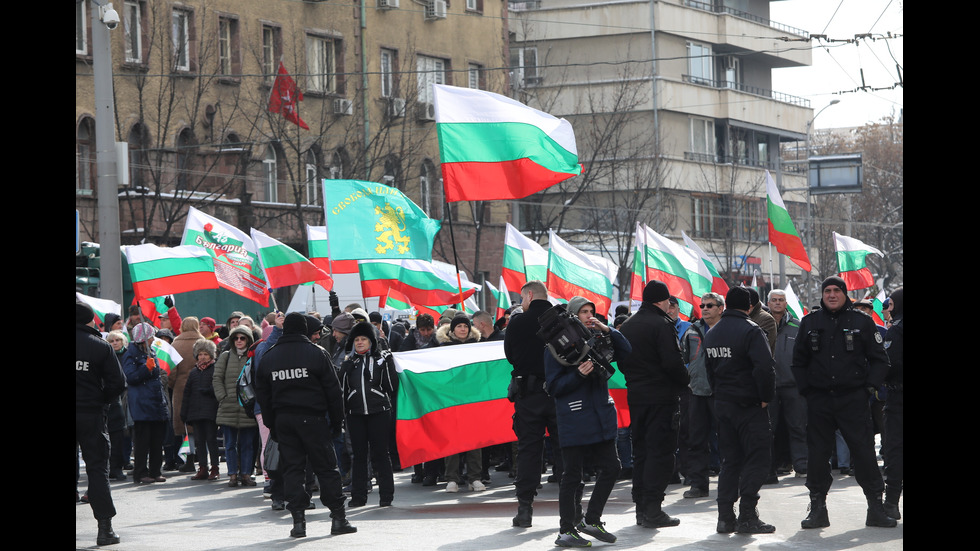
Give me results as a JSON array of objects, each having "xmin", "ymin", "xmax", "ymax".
[
  {"xmin": 642, "ymin": 280, "xmax": 670, "ymax": 304},
  {"xmin": 304, "ymin": 315, "xmax": 323, "ymax": 338},
  {"xmin": 747, "ymin": 287, "xmax": 760, "ymax": 306},
  {"xmin": 726, "ymin": 287, "xmax": 752, "ymax": 311},
  {"xmin": 889, "ymin": 287, "xmax": 903, "ymax": 319},
  {"xmin": 450, "ymin": 314, "xmax": 471, "ymax": 333},
  {"xmin": 822, "ymin": 276, "xmax": 847, "ymax": 294},
  {"xmin": 77, "ymin": 302, "xmax": 95, "ymax": 324},
  {"xmin": 283, "ymin": 312, "xmax": 308, "ymax": 335}
]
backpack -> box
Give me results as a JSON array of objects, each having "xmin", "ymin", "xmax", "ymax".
[{"xmin": 236, "ymin": 354, "xmax": 256, "ymax": 418}]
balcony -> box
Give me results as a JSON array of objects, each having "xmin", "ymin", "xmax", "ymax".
[
  {"xmin": 683, "ymin": 0, "xmax": 808, "ymax": 39},
  {"xmin": 682, "ymin": 74, "xmax": 810, "ymax": 108}
]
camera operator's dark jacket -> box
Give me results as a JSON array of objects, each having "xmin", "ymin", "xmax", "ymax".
[
  {"xmin": 544, "ymin": 328, "xmax": 631, "ymax": 448},
  {"xmin": 617, "ymin": 302, "xmax": 690, "ymax": 405}
]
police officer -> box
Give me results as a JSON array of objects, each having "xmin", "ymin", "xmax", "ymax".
[
  {"xmin": 76, "ymin": 302, "xmax": 126, "ymax": 546},
  {"xmin": 703, "ymin": 287, "xmax": 776, "ymax": 534},
  {"xmin": 882, "ymin": 287, "xmax": 903, "ymax": 520},
  {"xmin": 254, "ymin": 312, "xmax": 356, "ymax": 538},
  {"xmin": 503, "ymin": 280, "xmax": 563, "ymax": 528},
  {"xmin": 618, "ymin": 280, "xmax": 690, "ymax": 528},
  {"xmin": 791, "ymin": 277, "xmax": 896, "ymax": 529},
  {"xmin": 545, "ymin": 297, "xmax": 632, "ymax": 547}
]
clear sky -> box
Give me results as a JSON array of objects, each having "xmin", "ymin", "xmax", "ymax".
[{"xmin": 770, "ymin": 0, "xmax": 904, "ymax": 129}]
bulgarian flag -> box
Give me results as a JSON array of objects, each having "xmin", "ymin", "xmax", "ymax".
[
  {"xmin": 784, "ymin": 283, "xmax": 807, "ymax": 321},
  {"xmin": 359, "ymin": 258, "xmax": 479, "ymax": 307},
  {"xmin": 250, "ymin": 228, "xmax": 333, "ymax": 290},
  {"xmin": 629, "ymin": 224, "xmax": 646, "ymax": 302},
  {"xmin": 766, "ymin": 170, "xmax": 812, "ymax": 272},
  {"xmin": 133, "ymin": 296, "xmax": 168, "ymax": 329},
  {"xmin": 868, "ymin": 284, "xmax": 887, "ymax": 326},
  {"xmin": 75, "ymin": 292, "xmax": 120, "ymax": 326},
  {"xmin": 682, "ymin": 230, "xmax": 729, "ymax": 295},
  {"xmin": 641, "ymin": 225, "xmax": 705, "ymax": 319},
  {"xmin": 485, "ymin": 277, "xmax": 512, "ymax": 320},
  {"xmin": 833, "ymin": 232, "xmax": 884, "ymax": 291},
  {"xmin": 546, "ymin": 230, "xmax": 618, "ymax": 318},
  {"xmin": 181, "ymin": 207, "xmax": 270, "ymax": 306},
  {"xmin": 433, "ymin": 84, "xmax": 582, "ymax": 202},
  {"xmin": 502, "ymin": 223, "xmax": 548, "ymax": 292},
  {"xmin": 150, "ymin": 336, "xmax": 183, "ymax": 376},
  {"xmin": 306, "ymin": 225, "xmax": 359, "ymax": 275},
  {"xmin": 380, "ymin": 287, "xmax": 414, "ymax": 311},
  {"xmin": 122, "ymin": 244, "xmax": 219, "ymax": 301},
  {"xmin": 177, "ymin": 435, "xmax": 191, "ymax": 463}
]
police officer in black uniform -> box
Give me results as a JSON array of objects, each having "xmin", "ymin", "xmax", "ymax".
[
  {"xmin": 791, "ymin": 277, "xmax": 896, "ymax": 529},
  {"xmin": 503, "ymin": 280, "xmax": 563, "ymax": 528},
  {"xmin": 703, "ymin": 287, "xmax": 776, "ymax": 534},
  {"xmin": 76, "ymin": 302, "xmax": 126, "ymax": 546},
  {"xmin": 882, "ymin": 287, "xmax": 903, "ymax": 520},
  {"xmin": 255, "ymin": 312, "xmax": 356, "ymax": 538}
]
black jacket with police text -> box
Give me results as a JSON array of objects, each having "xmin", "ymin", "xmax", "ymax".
[{"xmin": 703, "ymin": 310, "xmax": 775, "ymax": 405}]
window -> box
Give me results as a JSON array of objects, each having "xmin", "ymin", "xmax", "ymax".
[
  {"xmin": 721, "ymin": 55, "xmax": 740, "ymax": 89},
  {"xmin": 127, "ymin": 124, "xmax": 150, "ymax": 189},
  {"xmin": 687, "ymin": 42, "xmax": 713, "ymax": 85},
  {"xmin": 465, "ymin": 0, "xmax": 484, "ymax": 12},
  {"xmin": 262, "ymin": 25, "xmax": 282, "ymax": 83},
  {"xmin": 383, "ymin": 156, "xmax": 401, "ymax": 190},
  {"xmin": 172, "ymin": 8, "xmax": 191, "ymax": 71},
  {"xmin": 690, "ymin": 117, "xmax": 716, "ymax": 160},
  {"xmin": 263, "ymin": 145, "xmax": 278, "ymax": 202},
  {"xmin": 692, "ymin": 194, "xmax": 721, "ymax": 239},
  {"xmin": 381, "ymin": 49, "xmax": 397, "ymax": 98},
  {"xmin": 306, "ymin": 34, "xmax": 341, "ymax": 94},
  {"xmin": 124, "ymin": 1, "xmax": 143, "ymax": 63},
  {"xmin": 76, "ymin": 118, "xmax": 96, "ymax": 192},
  {"xmin": 305, "ymin": 150, "xmax": 320, "ymax": 206},
  {"xmin": 468, "ymin": 63, "xmax": 482, "ymax": 90},
  {"xmin": 330, "ymin": 150, "xmax": 346, "ymax": 180},
  {"xmin": 420, "ymin": 159, "xmax": 441, "ymax": 218},
  {"xmin": 76, "ymin": 2, "xmax": 87, "ymax": 55},
  {"xmin": 730, "ymin": 197, "xmax": 765, "ymax": 242},
  {"xmin": 176, "ymin": 129, "xmax": 195, "ymax": 191},
  {"xmin": 218, "ymin": 16, "xmax": 239, "ymax": 77},
  {"xmin": 510, "ymin": 47, "xmax": 538, "ymax": 88},
  {"xmin": 417, "ymin": 56, "xmax": 446, "ymax": 105}
]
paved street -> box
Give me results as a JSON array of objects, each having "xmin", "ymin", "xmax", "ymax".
[{"xmin": 77, "ymin": 462, "xmax": 902, "ymax": 550}]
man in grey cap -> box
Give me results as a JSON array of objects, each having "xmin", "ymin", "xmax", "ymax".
[{"xmin": 618, "ymin": 280, "xmax": 690, "ymax": 528}]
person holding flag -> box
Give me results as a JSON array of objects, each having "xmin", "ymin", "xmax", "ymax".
[{"xmin": 122, "ymin": 322, "xmax": 170, "ymax": 485}]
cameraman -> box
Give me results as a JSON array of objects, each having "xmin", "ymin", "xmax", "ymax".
[
  {"xmin": 504, "ymin": 281, "xmax": 562, "ymax": 528},
  {"xmin": 545, "ymin": 297, "xmax": 632, "ymax": 547}
]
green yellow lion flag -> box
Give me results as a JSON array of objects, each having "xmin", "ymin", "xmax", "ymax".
[{"xmin": 322, "ymin": 180, "xmax": 441, "ymax": 261}]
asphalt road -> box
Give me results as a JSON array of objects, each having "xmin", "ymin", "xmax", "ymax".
[{"xmin": 76, "ymin": 462, "xmax": 903, "ymax": 550}]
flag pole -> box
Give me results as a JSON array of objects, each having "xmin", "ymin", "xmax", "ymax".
[{"xmin": 444, "ymin": 201, "xmax": 467, "ymax": 313}]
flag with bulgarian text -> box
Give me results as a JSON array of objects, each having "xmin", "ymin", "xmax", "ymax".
[
  {"xmin": 122, "ymin": 243, "xmax": 220, "ymax": 301},
  {"xmin": 322, "ymin": 180, "xmax": 441, "ymax": 261},
  {"xmin": 393, "ymin": 343, "xmax": 631, "ymax": 465},
  {"xmin": 833, "ymin": 232, "xmax": 884, "ymax": 291},
  {"xmin": 546, "ymin": 230, "xmax": 618, "ymax": 318},
  {"xmin": 306, "ymin": 225, "xmax": 359, "ymax": 275},
  {"xmin": 502, "ymin": 223, "xmax": 548, "ymax": 292},
  {"xmin": 181, "ymin": 207, "xmax": 269, "ymax": 306},
  {"xmin": 433, "ymin": 84, "xmax": 582, "ymax": 202},
  {"xmin": 250, "ymin": 228, "xmax": 332, "ymax": 290},
  {"xmin": 682, "ymin": 230, "xmax": 729, "ymax": 296},
  {"xmin": 766, "ymin": 170, "xmax": 812, "ymax": 272}
]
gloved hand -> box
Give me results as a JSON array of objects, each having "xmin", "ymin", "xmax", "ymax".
[
  {"xmin": 164, "ymin": 296, "xmax": 175, "ymax": 309},
  {"xmin": 329, "ymin": 291, "xmax": 340, "ymax": 313}
]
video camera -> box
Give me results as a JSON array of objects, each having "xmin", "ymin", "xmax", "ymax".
[{"xmin": 536, "ymin": 303, "xmax": 616, "ymax": 380}]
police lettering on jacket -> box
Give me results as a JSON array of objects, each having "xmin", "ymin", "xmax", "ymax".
[
  {"xmin": 271, "ymin": 368, "xmax": 310, "ymax": 381},
  {"xmin": 705, "ymin": 347, "xmax": 732, "ymax": 358}
]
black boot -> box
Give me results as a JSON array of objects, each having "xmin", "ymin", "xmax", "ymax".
[
  {"xmin": 96, "ymin": 519, "xmax": 120, "ymax": 545},
  {"xmin": 801, "ymin": 497, "xmax": 830, "ymax": 529},
  {"xmin": 641, "ymin": 502, "xmax": 680, "ymax": 528},
  {"xmin": 290, "ymin": 510, "xmax": 306, "ymax": 538},
  {"xmin": 330, "ymin": 510, "xmax": 357, "ymax": 535},
  {"xmin": 716, "ymin": 503, "xmax": 736, "ymax": 534},
  {"xmin": 737, "ymin": 506, "xmax": 775, "ymax": 534},
  {"xmin": 512, "ymin": 499, "xmax": 533, "ymax": 527},
  {"xmin": 884, "ymin": 486, "xmax": 902, "ymax": 519},
  {"xmin": 866, "ymin": 497, "xmax": 898, "ymax": 528}
]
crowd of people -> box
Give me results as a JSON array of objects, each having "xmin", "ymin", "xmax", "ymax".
[{"xmin": 76, "ymin": 277, "xmax": 903, "ymax": 547}]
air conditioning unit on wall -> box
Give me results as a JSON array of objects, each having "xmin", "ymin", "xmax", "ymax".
[
  {"xmin": 377, "ymin": 0, "xmax": 399, "ymax": 9},
  {"xmin": 387, "ymin": 97, "xmax": 406, "ymax": 119},
  {"xmin": 333, "ymin": 99, "xmax": 353, "ymax": 116},
  {"xmin": 417, "ymin": 102, "xmax": 436, "ymax": 121},
  {"xmin": 425, "ymin": 0, "xmax": 447, "ymax": 20}
]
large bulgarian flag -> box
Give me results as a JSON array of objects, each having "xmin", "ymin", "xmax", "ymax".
[
  {"xmin": 502, "ymin": 223, "xmax": 548, "ymax": 292},
  {"xmin": 250, "ymin": 228, "xmax": 332, "ymax": 290},
  {"xmin": 682, "ymin": 230, "xmax": 729, "ymax": 296},
  {"xmin": 150, "ymin": 337, "xmax": 183, "ymax": 376},
  {"xmin": 546, "ymin": 230, "xmax": 618, "ymax": 318},
  {"xmin": 359, "ymin": 258, "xmax": 479, "ymax": 308},
  {"xmin": 122, "ymin": 244, "xmax": 219, "ymax": 301},
  {"xmin": 306, "ymin": 225, "xmax": 359, "ymax": 275},
  {"xmin": 393, "ymin": 342, "xmax": 631, "ymax": 465},
  {"xmin": 766, "ymin": 170, "xmax": 812, "ymax": 272},
  {"xmin": 641, "ymin": 225, "xmax": 707, "ymax": 319},
  {"xmin": 181, "ymin": 207, "xmax": 269, "ymax": 306},
  {"xmin": 434, "ymin": 84, "xmax": 582, "ymax": 202},
  {"xmin": 76, "ymin": 292, "xmax": 121, "ymax": 326},
  {"xmin": 833, "ymin": 231, "xmax": 884, "ymax": 291}
]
